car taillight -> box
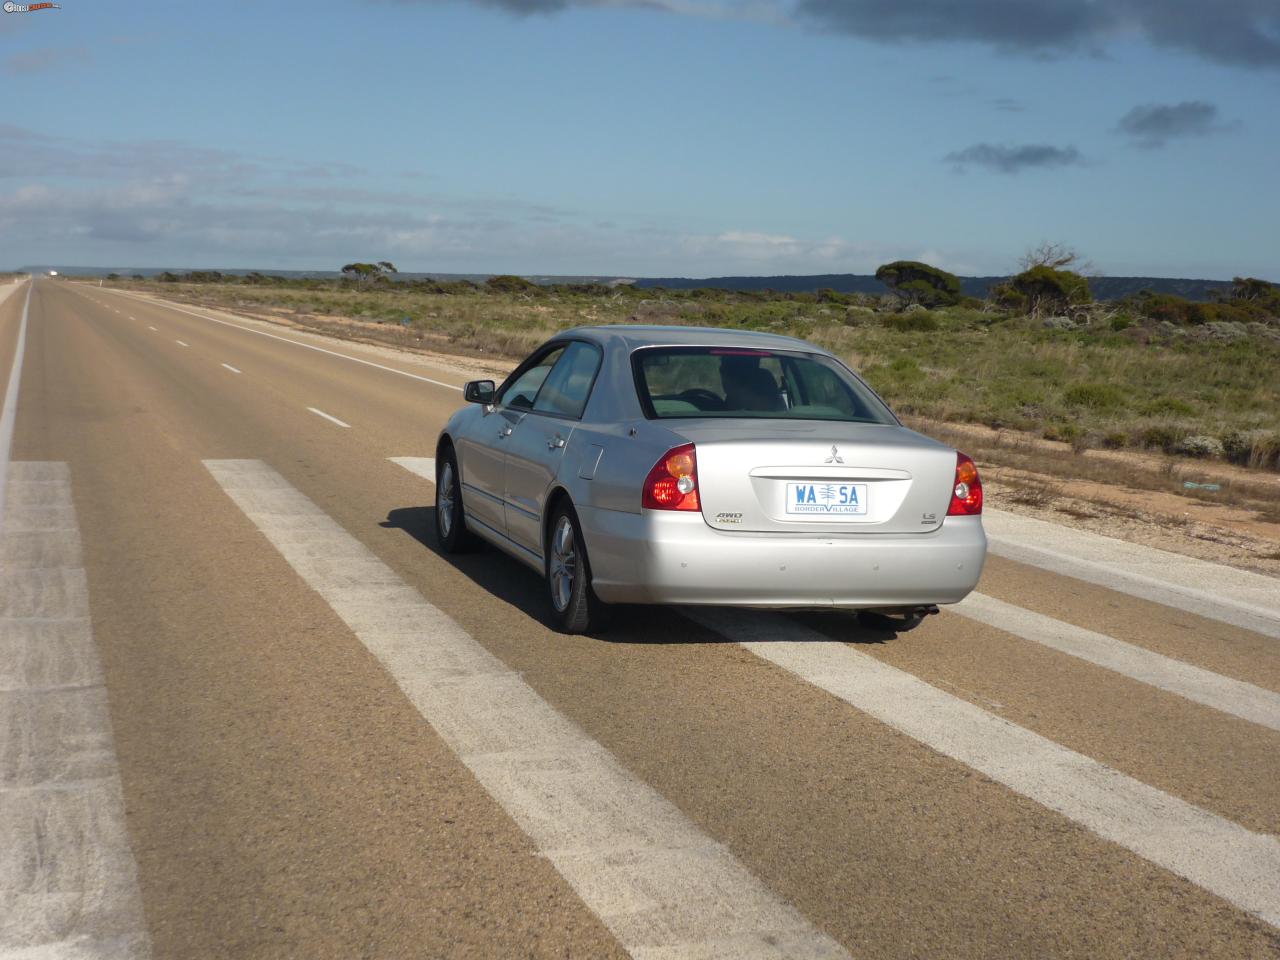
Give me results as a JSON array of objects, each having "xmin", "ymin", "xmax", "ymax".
[
  {"xmin": 642, "ymin": 443, "xmax": 700, "ymax": 511},
  {"xmin": 947, "ymin": 452, "xmax": 983, "ymax": 516}
]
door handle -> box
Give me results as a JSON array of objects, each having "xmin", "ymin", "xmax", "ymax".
[
  {"xmin": 547, "ymin": 434, "xmax": 566, "ymax": 450},
  {"xmin": 499, "ymin": 426, "xmax": 513, "ymax": 439}
]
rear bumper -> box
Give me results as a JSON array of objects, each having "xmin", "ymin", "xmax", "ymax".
[{"xmin": 580, "ymin": 508, "xmax": 986, "ymax": 607}]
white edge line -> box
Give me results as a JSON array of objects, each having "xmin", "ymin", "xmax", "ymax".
[
  {"xmin": 0, "ymin": 280, "xmax": 32, "ymax": 538},
  {"xmin": 107, "ymin": 289, "xmax": 463, "ymax": 392},
  {"xmin": 307, "ymin": 406, "xmax": 351, "ymax": 428},
  {"xmin": 221, "ymin": 363, "xmax": 242, "ymax": 374}
]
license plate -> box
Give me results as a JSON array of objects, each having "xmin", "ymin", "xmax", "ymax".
[{"xmin": 785, "ymin": 482, "xmax": 868, "ymax": 516}]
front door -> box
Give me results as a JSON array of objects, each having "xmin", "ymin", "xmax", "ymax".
[{"xmin": 503, "ymin": 341, "xmax": 603, "ymax": 555}]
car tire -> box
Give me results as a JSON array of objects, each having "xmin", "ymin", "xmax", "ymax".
[
  {"xmin": 856, "ymin": 610, "xmax": 924, "ymax": 633},
  {"xmin": 435, "ymin": 447, "xmax": 476, "ymax": 553},
  {"xmin": 546, "ymin": 501, "xmax": 610, "ymax": 634}
]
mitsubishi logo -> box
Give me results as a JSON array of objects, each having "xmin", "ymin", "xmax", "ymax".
[{"xmin": 823, "ymin": 444, "xmax": 844, "ymax": 464}]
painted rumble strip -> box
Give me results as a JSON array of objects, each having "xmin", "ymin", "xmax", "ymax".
[
  {"xmin": 0, "ymin": 463, "xmax": 151, "ymax": 958},
  {"xmin": 388, "ymin": 456, "xmax": 436, "ymax": 482},
  {"xmin": 983, "ymin": 509, "xmax": 1280, "ymax": 640},
  {"xmin": 688, "ymin": 608, "xmax": 1280, "ymax": 930},
  {"xmin": 956, "ymin": 592, "xmax": 1280, "ymax": 733},
  {"xmin": 203, "ymin": 460, "xmax": 849, "ymax": 960}
]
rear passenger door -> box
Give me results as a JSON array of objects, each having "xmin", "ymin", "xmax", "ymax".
[{"xmin": 503, "ymin": 341, "xmax": 603, "ymax": 555}]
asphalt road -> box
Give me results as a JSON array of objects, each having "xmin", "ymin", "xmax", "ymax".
[{"xmin": 3, "ymin": 277, "xmax": 1279, "ymax": 959}]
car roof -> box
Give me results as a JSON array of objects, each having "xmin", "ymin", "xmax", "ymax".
[{"xmin": 557, "ymin": 324, "xmax": 827, "ymax": 354}]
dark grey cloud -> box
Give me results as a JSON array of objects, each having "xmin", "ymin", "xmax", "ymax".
[
  {"xmin": 792, "ymin": 0, "xmax": 1280, "ymax": 70},
  {"xmin": 1115, "ymin": 100, "xmax": 1225, "ymax": 148},
  {"xmin": 3, "ymin": 46, "xmax": 91, "ymax": 76},
  {"xmin": 944, "ymin": 142, "xmax": 1084, "ymax": 174}
]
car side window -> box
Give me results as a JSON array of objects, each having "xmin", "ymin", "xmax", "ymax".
[
  {"xmin": 499, "ymin": 347, "xmax": 565, "ymax": 410},
  {"xmin": 532, "ymin": 342, "xmax": 602, "ymax": 419}
]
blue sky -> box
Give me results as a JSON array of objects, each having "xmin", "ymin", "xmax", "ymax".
[{"xmin": 1, "ymin": 0, "xmax": 1277, "ymax": 278}]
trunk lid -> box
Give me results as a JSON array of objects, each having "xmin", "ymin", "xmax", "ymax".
[{"xmin": 676, "ymin": 420, "xmax": 956, "ymax": 534}]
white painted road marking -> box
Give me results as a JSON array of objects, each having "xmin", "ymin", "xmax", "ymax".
[
  {"xmin": 307, "ymin": 407, "xmax": 350, "ymax": 429},
  {"xmin": 956, "ymin": 592, "xmax": 1280, "ymax": 732},
  {"xmin": 221, "ymin": 363, "xmax": 242, "ymax": 375},
  {"xmin": 107, "ymin": 290, "xmax": 463, "ymax": 392},
  {"xmin": 204, "ymin": 460, "xmax": 848, "ymax": 960},
  {"xmin": 689, "ymin": 608, "xmax": 1280, "ymax": 930},
  {"xmin": 0, "ymin": 462, "xmax": 151, "ymax": 959},
  {"xmin": 984, "ymin": 509, "xmax": 1280, "ymax": 639},
  {"xmin": 147, "ymin": 326, "xmax": 157, "ymax": 332},
  {"xmin": 175, "ymin": 340, "xmax": 189, "ymax": 348},
  {"xmin": 389, "ymin": 457, "xmax": 436, "ymax": 482}
]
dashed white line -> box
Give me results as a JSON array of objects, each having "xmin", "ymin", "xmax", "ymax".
[
  {"xmin": 688, "ymin": 607, "xmax": 1280, "ymax": 930},
  {"xmin": 175, "ymin": 340, "xmax": 189, "ymax": 348},
  {"xmin": 104, "ymin": 289, "xmax": 463, "ymax": 392},
  {"xmin": 955, "ymin": 592, "xmax": 1280, "ymax": 733},
  {"xmin": 204, "ymin": 460, "xmax": 849, "ymax": 960},
  {"xmin": 307, "ymin": 407, "xmax": 350, "ymax": 429},
  {"xmin": 221, "ymin": 363, "xmax": 242, "ymax": 374},
  {"xmin": 147, "ymin": 326, "xmax": 158, "ymax": 332}
]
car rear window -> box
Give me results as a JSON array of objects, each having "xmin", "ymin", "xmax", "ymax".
[{"xmin": 632, "ymin": 346, "xmax": 897, "ymax": 423}]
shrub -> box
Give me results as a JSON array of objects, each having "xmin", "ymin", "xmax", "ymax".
[
  {"xmin": 874, "ymin": 261, "xmax": 962, "ymax": 308},
  {"xmin": 1043, "ymin": 422, "xmax": 1083, "ymax": 443},
  {"xmin": 1063, "ymin": 383, "xmax": 1125, "ymax": 410},
  {"xmin": 1000, "ymin": 266, "xmax": 1091, "ymax": 316},
  {"xmin": 1221, "ymin": 430, "xmax": 1280, "ymax": 469},
  {"xmin": 486, "ymin": 274, "xmax": 537, "ymax": 294},
  {"xmin": 1174, "ymin": 435, "xmax": 1225, "ymax": 458},
  {"xmin": 1140, "ymin": 424, "xmax": 1187, "ymax": 452},
  {"xmin": 882, "ymin": 312, "xmax": 940, "ymax": 332}
]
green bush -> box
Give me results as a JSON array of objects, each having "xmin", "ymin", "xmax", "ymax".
[
  {"xmin": 874, "ymin": 261, "xmax": 962, "ymax": 308},
  {"xmin": 1140, "ymin": 424, "xmax": 1188, "ymax": 452},
  {"xmin": 1062, "ymin": 382, "xmax": 1125, "ymax": 410},
  {"xmin": 485, "ymin": 274, "xmax": 537, "ymax": 294},
  {"xmin": 999, "ymin": 266, "xmax": 1091, "ymax": 316},
  {"xmin": 882, "ymin": 311, "xmax": 941, "ymax": 332}
]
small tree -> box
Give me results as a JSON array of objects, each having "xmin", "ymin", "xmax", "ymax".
[
  {"xmin": 874, "ymin": 260, "xmax": 962, "ymax": 307},
  {"xmin": 341, "ymin": 261, "xmax": 397, "ymax": 283},
  {"xmin": 998, "ymin": 265, "xmax": 1092, "ymax": 316},
  {"xmin": 1019, "ymin": 241, "xmax": 1095, "ymax": 275}
]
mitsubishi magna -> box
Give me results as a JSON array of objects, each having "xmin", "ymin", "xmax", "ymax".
[{"xmin": 434, "ymin": 326, "xmax": 987, "ymax": 633}]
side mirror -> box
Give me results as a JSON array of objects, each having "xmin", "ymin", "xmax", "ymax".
[{"xmin": 464, "ymin": 379, "xmax": 495, "ymax": 404}]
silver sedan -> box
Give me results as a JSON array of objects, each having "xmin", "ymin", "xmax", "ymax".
[{"xmin": 435, "ymin": 325, "xmax": 986, "ymax": 633}]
